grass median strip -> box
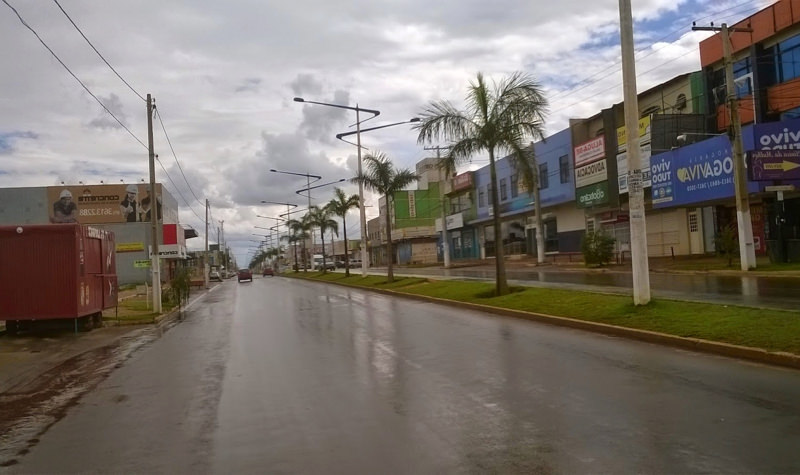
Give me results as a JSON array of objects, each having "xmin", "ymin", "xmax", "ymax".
[{"xmin": 285, "ymin": 271, "xmax": 800, "ymax": 355}]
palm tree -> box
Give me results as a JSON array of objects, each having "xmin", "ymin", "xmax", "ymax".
[
  {"xmin": 415, "ymin": 71, "xmax": 548, "ymax": 296},
  {"xmin": 352, "ymin": 152, "xmax": 419, "ymax": 283},
  {"xmin": 307, "ymin": 206, "xmax": 338, "ymax": 273},
  {"xmin": 286, "ymin": 217, "xmax": 311, "ymax": 272},
  {"xmin": 281, "ymin": 233, "xmax": 302, "ymax": 272},
  {"xmin": 326, "ymin": 187, "xmax": 360, "ymax": 276}
]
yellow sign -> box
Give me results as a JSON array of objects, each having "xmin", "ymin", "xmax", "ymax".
[
  {"xmin": 47, "ymin": 183, "xmax": 163, "ymax": 225},
  {"xmin": 616, "ymin": 116, "xmax": 651, "ymax": 148},
  {"xmin": 117, "ymin": 242, "xmax": 145, "ymax": 252},
  {"xmin": 134, "ymin": 260, "xmax": 151, "ymax": 268}
]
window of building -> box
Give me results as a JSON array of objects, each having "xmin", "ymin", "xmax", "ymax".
[
  {"xmin": 777, "ymin": 34, "xmax": 800, "ymax": 83},
  {"xmin": 500, "ymin": 178, "xmax": 508, "ymax": 201},
  {"xmin": 478, "ymin": 187, "xmax": 486, "ymax": 207},
  {"xmin": 510, "ymin": 174, "xmax": 518, "ymax": 198},
  {"xmin": 559, "ymin": 155, "xmax": 570, "ymax": 183},
  {"xmin": 539, "ymin": 163, "xmax": 549, "ymax": 189},
  {"xmin": 675, "ymin": 93, "xmax": 687, "ymax": 111},
  {"xmin": 640, "ymin": 106, "xmax": 660, "ymax": 118},
  {"xmin": 487, "ymin": 184, "xmax": 493, "ymax": 206}
]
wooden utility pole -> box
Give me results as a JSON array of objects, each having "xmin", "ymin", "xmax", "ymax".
[
  {"xmin": 619, "ymin": 0, "xmax": 651, "ymax": 304},
  {"xmin": 146, "ymin": 94, "xmax": 162, "ymax": 313},
  {"xmin": 693, "ymin": 23, "xmax": 756, "ymax": 270}
]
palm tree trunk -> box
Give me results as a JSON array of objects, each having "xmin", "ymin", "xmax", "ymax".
[
  {"xmin": 489, "ymin": 148, "xmax": 509, "ymax": 295},
  {"xmin": 321, "ymin": 233, "xmax": 327, "ymax": 273},
  {"xmin": 385, "ymin": 195, "xmax": 394, "ymax": 283},
  {"xmin": 343, "ymin": 217, "xmax": 350, "ymax": 277}
]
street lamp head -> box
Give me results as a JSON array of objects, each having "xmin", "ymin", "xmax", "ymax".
[
  {"xmin": 293, "ymin": 97, "xmax": 305, "ymax": 102},
  {"xmin": 410, "ymin": 117, "xmax": 421, "ymax": 123}
]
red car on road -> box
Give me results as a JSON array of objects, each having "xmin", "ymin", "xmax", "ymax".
[
  {"xmin": 237, "ymin": 268, "xmax": 253, "ymax": 282},
  {"xmin": 262, "ymin": 267, "xmax": 275, "ymax": 277}
]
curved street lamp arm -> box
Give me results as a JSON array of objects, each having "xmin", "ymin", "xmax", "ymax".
[{"xmin": 293, "ymin": 97, "xmax": 380, "ymax": 118}]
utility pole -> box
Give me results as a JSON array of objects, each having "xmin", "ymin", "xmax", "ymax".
[
  {"xmin": 693, "ymin": 23, "xmax": 756, "ymax": 270},
  {"xmin": 146, "ymin": 94, "xmax": 162, "ymax": 313},
  {"xmin": 220, "ymin": 220, "xmax": 225, "ymax": 272},
  {"xmin": 619, "ymin": 0, "xmax": 651, "ymax": 305},
  {"xmin": 204, "ymin": 199, "xmax": 209, "ymax": 289},
  {"xmin": 425, "ymin": 146, "xmax": 451, "ymax": 268},
  {"xmin": 529, "ymin": 142, "xmax": 545, "ymax": 265}
]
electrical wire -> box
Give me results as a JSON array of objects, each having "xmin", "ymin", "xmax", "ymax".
[
  {"xmin": 52, "ymin": 0, "xmax": 146, "ymax": 102},
  {"xmin": 2, "ymin": 0, "xmax": 148, "ymax": 150},
  {"xmin": 155, "ymin": 108, "xmax": 206, "ymax": 209}
]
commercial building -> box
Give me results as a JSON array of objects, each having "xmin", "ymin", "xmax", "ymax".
[{"xmin": 0, "ymin": 183, "xmax": 197, "ymax": 284}]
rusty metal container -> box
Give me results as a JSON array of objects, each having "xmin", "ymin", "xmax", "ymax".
[{"xmin": 0, "ymin": 224, "xmax": 117, "ymax": 327}]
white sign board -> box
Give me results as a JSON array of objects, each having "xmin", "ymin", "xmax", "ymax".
[
  {"xmin": 617, "ymin": 143, "xmax": 652, "ymax": 194},
  {"xmin": 575, "ymin": 159, "xmax": 608, "ymax": 188}
]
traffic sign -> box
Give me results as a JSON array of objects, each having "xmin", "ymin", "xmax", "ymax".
[{"xmin": 747, "ymin": 149, "xmax": 800, "ymax": 181}]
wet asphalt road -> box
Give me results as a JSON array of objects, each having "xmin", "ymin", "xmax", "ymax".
[
  {"xmin": 383, "ymin": 266, "xmax": 800, "ymax": 310},
  {"xmin": 10, "ymin": 276, "xmax": 800, "ymax": 474}
]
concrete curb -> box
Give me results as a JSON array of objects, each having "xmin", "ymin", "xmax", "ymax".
[{"xmin": 290, "ymin": 275, "xmax": 800, "ymax": 371}]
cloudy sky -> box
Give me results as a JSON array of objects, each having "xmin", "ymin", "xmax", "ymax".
[{"xmin": 0, "ymin": 0, "xmax": 771, "ymax": 265}]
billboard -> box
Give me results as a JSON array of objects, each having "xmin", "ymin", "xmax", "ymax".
[
  {"xmin": 576, "ymin": 181, "xmax": 610, "ymax": 208},
  {"xmin": 575, "ymin": 159, "xmax": 608, "ymax": 188},
  {"xmin": 617, "ymin": 143, "xmax": 652, "ymax": 194},
  {"xmin": 652, "ymin": 136, "xmax": 734, "ymax": 208},
  {"xmin": 747, "ymin": 149, "xmax": 800, "ymax": 181},
  {"xmin": 573, "ymin": 136, "xmax": 605, "ymax": 167},
  {"xmin": 47, "ymin": 183, "xmax": 164, "ymax": 225}
]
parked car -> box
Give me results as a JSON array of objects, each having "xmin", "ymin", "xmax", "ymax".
[
  {"xmin": 210, "ymin": 270, "xmax": 222, "ymax": 282},
  {"xmin": 237, "ymin": 268, "xmax": 253, "ymax": 282},
  {"xmin": 262, "ymin": 267, "xmax": 274, "ymax": 277},
  {"xmin": 335, "ymin": 260, "xmax": 346, "ymax": 269},
  {"xmin": 348, "ymin": 259, "xmax": 362, "ymax": 268}
]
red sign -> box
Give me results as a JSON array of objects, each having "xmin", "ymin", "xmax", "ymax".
[{"xmin": 452, "ymin": 172, "xmax": 473, "ymax": 191}]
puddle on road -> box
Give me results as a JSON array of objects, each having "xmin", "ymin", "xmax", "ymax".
[{"xmin": 0, "ymin": 323, "xmax": 176, "ymax": 466}]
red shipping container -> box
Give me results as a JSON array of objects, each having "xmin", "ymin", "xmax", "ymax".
[{"xmin": 0, "ymin": 224, "xmax": 117, "ymax": 330}]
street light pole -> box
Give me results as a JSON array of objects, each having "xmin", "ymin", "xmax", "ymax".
[
  {"xmin": 294, "ymin": 97, "xmax": 381, "ymax": 277},
  {"xmin": 335, "ymin": 117, "xmax": 420, "ymax": 275}
]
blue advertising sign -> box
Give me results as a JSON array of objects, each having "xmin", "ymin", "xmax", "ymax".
[
  {"xmin": 652, "ymin": 136, "xmax": 734, "ymax": 208},
  {"xmin": 752, "ymin": 118, "xmax": 800, "ymax": 150}
]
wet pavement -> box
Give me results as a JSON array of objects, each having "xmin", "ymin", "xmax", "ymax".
[
  {"xmin": 7, "ymin": 276, "xmax": 800, "ymax": 473},
  {"xmin": 377, "ymin": 264, "xmax": 800, "ymax": 310}
]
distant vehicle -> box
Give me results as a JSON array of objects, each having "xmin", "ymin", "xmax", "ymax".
[
  {"xmin": 335, "ymin": 260, "xmax": 346, "ymax": 269},
  {"xmin": 262, "ymin": 267, "xmax": 274, "ymax": 277},
  {"xmin": 210, "ymin": 270, "xmax": 222, "ymax": 282},
  {"xmin": 312, "ymin": 254, "xmax": 335, "ymax": 271},
  {"xmin": 348, "ymin": 259, "xmax": 362, "ymax": 269},
  {"xmin": 237, "ymin": 268, "xmax": 253, "ymax": 282}
]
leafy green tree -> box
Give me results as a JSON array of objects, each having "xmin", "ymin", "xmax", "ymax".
[
  {"xmin": 714, "ymin": 225, "xmax": 738, "ymax": 267},
  {"xmin": 581, "ymin": 230, "xmax": 616, "ymax": 267},
  {"xmin": 326, "ymin": 187, "xmax": 360, "ymax": 276},
  {"xmin": 308, "ymin": 205, "xmax": 339, "ymax": 273},
  {"xmin": 415, "ymin": 71, "xmax": 548, "ymax": 296},
  {"xmin": 352, "ymin": 152, "xmax": 418, "ymax": 283}
]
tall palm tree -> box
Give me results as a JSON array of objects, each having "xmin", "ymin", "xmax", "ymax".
[
  {"xmin": 281, "ymin": 234, "xmax": 302, "ymax": 272},
  {"xmin": 352, "ymin": 152, "xmax": 419, "ymax": 283},
  {"xmin": 326, "ymin": 187, "xmax": 360, "ymax": 276},
  {"xmin": 286, "ymin": 217, "xmax": 311, "ymax": 272},
  {"xmin": 415, "ymin": 71, "xmax": 548, "ymax": 296},
  {"xmin": 307, "ymin": 206, "xmax": 338, "ymax": 273}
]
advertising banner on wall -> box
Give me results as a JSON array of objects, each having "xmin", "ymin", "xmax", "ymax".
[
  {"xmin": 576, "ymin": 181, "xmax": 610, "ymax": 208},
  {"xmin": 47, "ymin": 183, "xmax": 163, "ymax": 225},
  {"xmin": 616, "ymin": 115, "xmax": 651, "ymax": 151},
  {"xmin": 575, "ymin": 159, "xmax": 608, "ymax": 188},
  {"xmin": 752, "ymin": 118, "xmax": 800, "ymax": 150},
  {"xmin": 573, "ymin": 136, "xmax": 605, "ymax": 168},
  {"xmin": 652, "ymin": 136, "xmax": 734, "ymax": 208}
]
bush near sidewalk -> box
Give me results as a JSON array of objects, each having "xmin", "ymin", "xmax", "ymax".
[{"xmin": 286, "ymin": 271, "xmax": 800, "ymax": 356}]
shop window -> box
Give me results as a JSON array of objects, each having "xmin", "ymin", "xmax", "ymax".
[
  {"xmin": 500, "ymin": 178, "xmax": 508, "ymax": 201},
  {"xmin": 559, "ymin": 155, "xmax": 570, "ymax": 183},
  {"xmin": 539, "ymin": 163, "xmax": 549, "ymax": 189},
  {"xmin": 544, "ymin": 219, "xmax": 558, "ymax": 252},
  {"xmin": 487, "ymin": 184, "xmax": 494, "ymax": 206},
  {"xmin": 478, "ymin": 187, "xmax": 486, "ymax": 207}
]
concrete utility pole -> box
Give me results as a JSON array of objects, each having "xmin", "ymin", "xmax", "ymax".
[
  {"xmin": 693, "ymin": 23, "xmax": 756, "ymax": 270},
  {"xmin": 204, "ymin": 199, "xmax": 209, "ymax": 289},
  {"xmin": 146, "ymin": 94, "xmax": 162, "ymax": 313},
  {"xmin": 529, "ymin": 142, "xmax": 545, "ymax": 265},
  {"xmin": 619, "ymin": 0, "xmax": 651, "ymax": 305},
  {"xmin": 425, "ymin": 146, "xmax": 451, "ymax": 268},
  {"xmin": 355, "ymin": 107, "xmax": 369, "ymax": 277}
]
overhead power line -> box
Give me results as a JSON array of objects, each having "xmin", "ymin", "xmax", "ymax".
[
  {"xmin": 155, "ymin": 108, "xmax": 205, "ymax": 209},
  {"xmin": 52, "ymin": 0, "xmax": 146, "ymax": 102},
  {"xmin": 1, "ymin": 0, "xmax": 147, "ymax": 150}
]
